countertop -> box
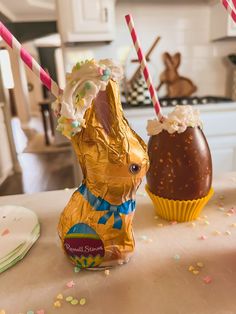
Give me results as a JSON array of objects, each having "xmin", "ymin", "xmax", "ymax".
[{"xmin": 1, "ymin": 173, "xmax": 236, "ymax": 314}]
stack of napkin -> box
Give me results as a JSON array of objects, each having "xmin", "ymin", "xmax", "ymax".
[{"xmin": 0, "ymin": 205, "xmax": 40, "ymax": 273}]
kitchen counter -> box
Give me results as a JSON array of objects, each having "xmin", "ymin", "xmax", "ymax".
[
  {"xmin": 1, "ymin": 173, "xmax": 236, "ymax": 313},
  {"xmin": 124, "ymin": 102, "xmax": 236, "ymax": 174}
]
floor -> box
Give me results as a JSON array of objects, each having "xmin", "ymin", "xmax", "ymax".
[
  {"xmin": 0, "ymin": 151, "xmax": 75, "ymax": 196},
  {"xmin": 0, "ymin": 117, "xmax": 75, "ymax": 196}
]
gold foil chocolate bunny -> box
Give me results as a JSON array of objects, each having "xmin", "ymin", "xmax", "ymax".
[{"xmin": 56, "ymin": 60, "xmax": 149, "ymax": 268}]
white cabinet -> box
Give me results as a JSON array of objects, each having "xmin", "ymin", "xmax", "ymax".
[
  {"xmin": 210, "ymin": 1, "xmax": 236, "ymax": 40},
  {"xmin": 56, "ymin": 0, "xmax": 115, "ymax": 43},
  {"xmin": 124, "ymin": 103, "xmax": 236, "ymax": 175}
]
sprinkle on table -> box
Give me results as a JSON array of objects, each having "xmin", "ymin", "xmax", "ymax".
[
  {"xmin": 231, "ymin": 223, "xmax": 236, "ymax": 227},
  {"xmin": 199, "ymin": 235, "xmax": 207, "ymax": 240},
  {"xmin": 26, "ymin": 311, "xmax": 34, "ymax": 314},
  {"xmin": 192, "ymin": 270, "xmax": 200, "ymax": 275},
  {"xmin": 66, "ymin": 280, "xmax": 75, "ymax": 288},
  {"xmin": 66, "ymin": 296, "xmax": 73, "ymax": 302},
  {"xmin": 36, "ymin": 310, "xmax": 45, "ymax": 314},
  {"xmin": 56, "ymin": 293, "xmax": 63, "ymax": 300},
  {"xmin": 173, "ymin": 254, "xmax": 180, "ymax": 261},
  {"xmin": 54, "ymin": 301, "xmax": 62, "ymax": 308},
  {"xmin": 71, "ymin": 299, "xmax": 79, "ymax": 305},
  {"xmin": 203, "ymin": 276, "xmax": 212, "ymax": 284},
  {"xmin": 80, "ymin": 298, "xmax": 86, "ymax": 306},
  {"xmin": 197, "ymin": 262, "xmax": 204, "ymax": 268},
  {"xmin": 104, "ymin": 269, "xmax": 110, "ymax": 276},
  {"xmin": 213, "ymin": 230, "xmax": 221, "ymax": 235},
  {"xmin": 74, "ymin": 266, "xmax": 81, "ymax": 273},
  {"xmin": 225, "ymin": 230, "xmax": 231, "ymax": 235}
]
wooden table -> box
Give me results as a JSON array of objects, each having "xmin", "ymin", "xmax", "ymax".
[{"xmin": 1, "ymin": 174, "xmax": 236, "ymax": 314}]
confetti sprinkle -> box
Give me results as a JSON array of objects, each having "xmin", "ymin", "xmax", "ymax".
[
  {"xmin": 173, "ymin": 254, "xmax": 180, "ymax": 261},
  {"xmin": 203, "ymin": 276, "xmax": 212, "ymax": 284},
  {"xmin": 80, "ymin": 298, "xmax": 86, "ymax": 306},
  {"xmin": 74, "ymin": 266, "xmax": 81, "ymax": 273},
  {"xmin": 199, "ymin": 235, "xmax": 207, "ymax": 240},
  {"xmin": 203, "ymin": 215, "xmax": 208, "ymax": 219},
  {"xmin": 36, "ymin": 310, "xmax": 45, "ymax": 314},
  {"xmin": 213, "ymin": 230, "xmax": 221, "ymax": 235},
  {"xmin": 26, "ymin": 311, "xmax": 34, "ymax": 314},
  {"xmin": 204, "ymin": 220, "xmax": 210, "ymax": 225},
  {"xmin": 66, "ymin": 280, "xmax": 75, "ymax": 288},
  {"xmin": 1, "ymin": 229, "xmax": 10, "ymax": 236},
  {"xmin": 231, "ymin": 223, "xmax": 236, "ymax": 227},
  {"xmin": 57, "ymin": 294, "xmax": 63, "ymax": 300},
  {"xmin": 104, "ymin": 269, "xmax": 110, "ymax": 276},
  {"xmin": 66, "ymin": 296, "xmax": 73, "ymax": 302},
  {"xmin": 226, "ymin": 213, "xmax": 232, "ymax": 217},
  {"xmin": 193, "ymin": 270, "xmax": 200, "ymax": 275},
  {"xmin": 71, "ymin": 299, "xmax": 79, "ymax": 305},
  {"xmin": 188, "ymin": 266, "xmax": 195, "ymax": 272},
  {"xmin": 228, "ymin": 208, "xmax": 235, "ymax": 214},
  {"xmin": 140, "ymin": 235, "xmax": 148, "ymax": 240},
  {"xmin": 196, "ymin": 262, "xmax": 204, "ymax": 268},
  {"xmin": 225, "ymin": 231, "xmax": 231, "ymax": 235},
  {"xmin": 188, "ymin": 222, "xmax": 196, "ymax": 228},
  {"xmin": 218, "ymin": 207, "xmax": 225, "ymax": 212},
  {"xmin": 54, "ymin": 301, "xmax": 61, "ymax": 308}
]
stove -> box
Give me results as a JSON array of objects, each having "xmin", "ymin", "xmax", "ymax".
[{"xmin": 122, "ymin": 96, "xmax": 233, "ymax": 108}]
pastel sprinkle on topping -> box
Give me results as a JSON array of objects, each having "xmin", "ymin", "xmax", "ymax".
[
  {"xmin": 56, "ymin": 293, "xmax": 63, "ymax": 300},
  {"xmin": 104, "ymin": 269, "xmax": 110, "ymax": 276},
  {"xmin": 66, "ymin": 280, "xmax": 75, "ymax": 288},
  {"xmin": 71, "ymin": 299, "xmax": 79, "ymax": 305}
]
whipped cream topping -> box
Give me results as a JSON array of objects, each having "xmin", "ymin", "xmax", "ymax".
[
  {"xmin": 147, "ymin": 105, "xmax": 202, "ymax": 136},
  {"xmin": 52, "ymin": 59, "xmax": 123, "ymax": 138}
]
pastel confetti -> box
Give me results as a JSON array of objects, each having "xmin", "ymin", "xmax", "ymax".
[
  {"xmin": 231, "ymin": 223, "xmax": 236, "ymax": 227},
  {"xmin": 188, "ymin": 266, "xmax": 195, "ymax": 272},
  {"xmin": 225, "ymin": 230, "xmax": 231, "ymax": 235},
  {"xmin": 218, "ymin": 207, "xmax": 225, "ymax": 212},
  {"xmin": 57, "ymin": 293, "xmax": 63, "ymax": 300},
  {"xmin": 104, "ymin": 269, "xmax": 110, "ymax": 276},
  {"xmin": 1, "ymin": 229, "xmax": 10, "ymax": 236},
  {"xmin": 188, "ymin": 222, "xmax": 196, "ymax": 228},
  {"xmin": 196, "ymin": 262, "xmax": 204, "ymax": 268},
  {"xmin": 199, "ymin": 235, "xmax": 207, "ymax": 240},
  {"xmin": 213, "ymin": 230, "xmax": 221, "ymax": 235},
  {"xmin": 66, "ymin": 280, "xmax": 75, "ymax": 288},
  {"xmin": 80, "ymin": 298, "xmax": 86, "ymax": 306},
  {"xmin": 228, "ymin": 208, "xmax": 235, "ymax": 214},
  {"xmin": 192, "ymin": 270, "xmax": 200, "ymax": 275},
  {"xmin": 36, "ymin": 310, "xmax": 45, "ymax": 314},
  {"xmin": 173, "ymin": 254, "xmax": 180, "ymax": 261},
  {"xmin": 71, "ymin": 299, "xmax": 79, "ymax": 305},
  {"xmin": 66, "ymin": 296, "xmax": 73, "ymax": 302},
  {"xmin": 54, "ymin": 301, "xmax": 61, "ymax": 308},
  {"xmin": 203, "ymin": 275, "xmax": 212, "ymax": 284},
  {"xmin": 74, "ymin": 266, "xmax": 81, "ymax": 273},
  {"xmin": 204, "ymin": 220, "xmax": 210, "ymax": 225},
  {"xmin": 26, "ymin": 311, "xmax": 34, "ymax": 314}
]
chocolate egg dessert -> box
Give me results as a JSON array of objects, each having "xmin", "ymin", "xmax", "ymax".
[{"xmin": 146, "ymin": 105, "xmax": 214, "ymax": 222}]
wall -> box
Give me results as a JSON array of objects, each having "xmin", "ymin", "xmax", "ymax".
[{"xmin": 64, "ymin": 1, "xmax": 236, "ymax": 97}]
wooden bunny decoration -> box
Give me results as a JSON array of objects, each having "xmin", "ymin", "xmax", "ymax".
[
  {"xmin": 57, "ymin": 60, "xmax": 149, "ymax": 269},
  {"xmin": 157, "ymin": 52, "xmax": 197, "ymax": 98}
]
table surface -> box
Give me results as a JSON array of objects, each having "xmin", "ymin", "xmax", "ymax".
[{"xmin": 1, "ymin": 174, "xmax": 236, "ymax": 314}]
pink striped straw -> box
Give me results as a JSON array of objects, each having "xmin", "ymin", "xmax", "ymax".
[
  {"xmin": 0, "ymin": 21, "xmax": 61, "ymax": 97},
  {"xmin": 125, "ymin": 14, "xmax": 163, "ymax": 121},
  {"xmin": 221, "ymin": 0, "xmax": 236, "ymax": 23}
]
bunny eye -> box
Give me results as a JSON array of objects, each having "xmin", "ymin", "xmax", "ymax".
[{"xmin": 129, "ymin": 164, "xmax": 141, "ymax": 174}]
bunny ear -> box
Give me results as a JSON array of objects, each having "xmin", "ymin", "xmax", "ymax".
[
  {"xmin": 172, "ymin": 53, "xmax": 181, "ymax": 68},
  {"xmin": 163, "ymin": 52, "xmax": 174, "ymax": 69}
]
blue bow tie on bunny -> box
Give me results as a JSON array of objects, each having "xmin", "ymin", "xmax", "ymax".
[{"xmin": 78, "ymin": 184, "xmax": 136, "ymax": 230}]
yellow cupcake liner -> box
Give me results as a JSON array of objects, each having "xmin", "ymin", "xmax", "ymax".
[{"xmin": 145, "ymin": 185, "xmax": 214, "ymax": 222}]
